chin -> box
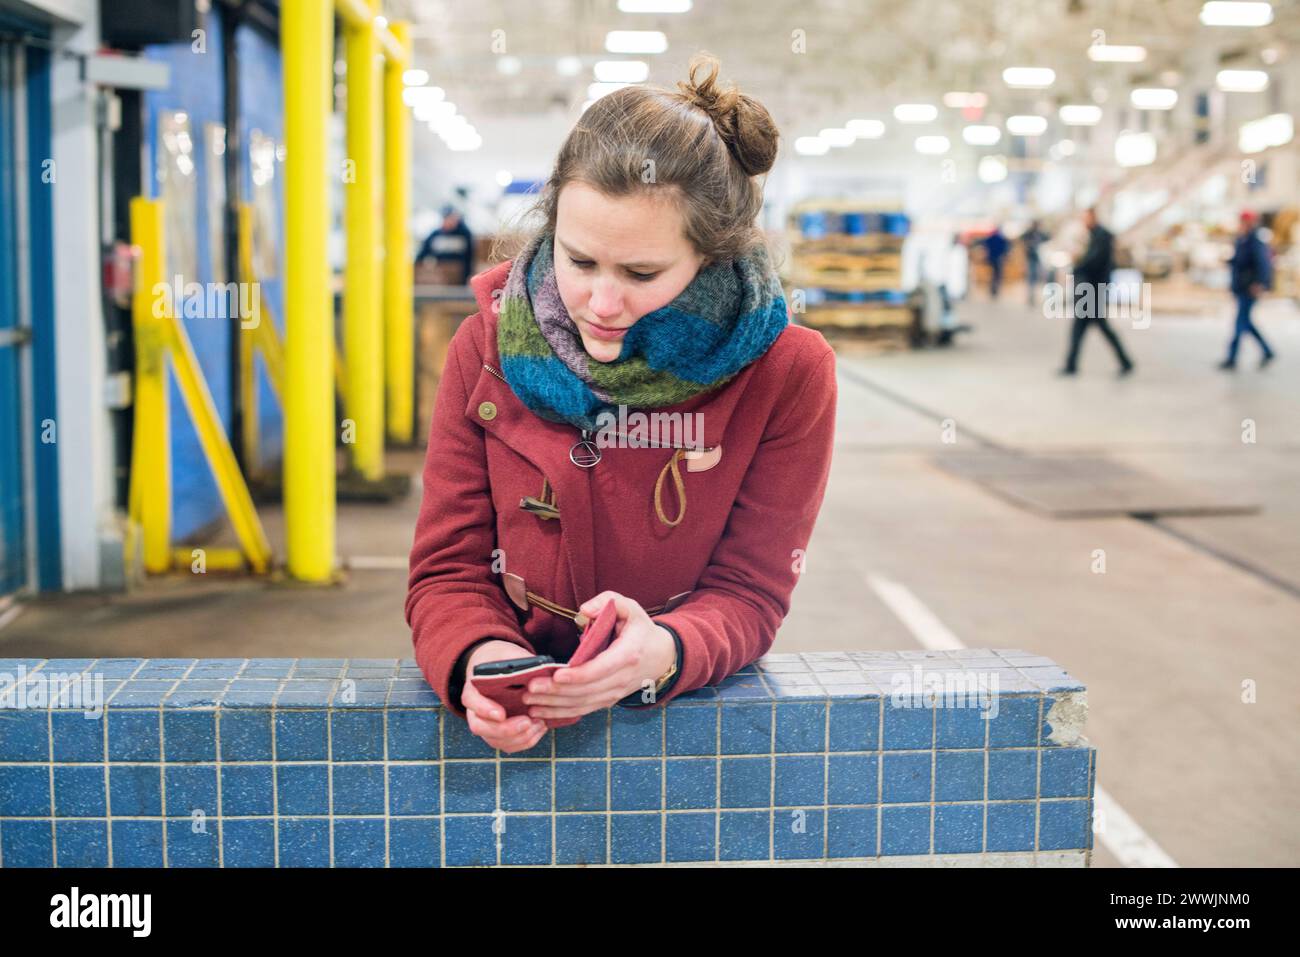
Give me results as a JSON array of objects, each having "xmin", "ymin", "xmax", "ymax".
[{"xmin": 581, "ymin": 334, "xmax": 623, "ymax": 363}]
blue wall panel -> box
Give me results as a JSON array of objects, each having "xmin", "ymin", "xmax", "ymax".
[{"xmin": 143, "ymin": 8, "xmax": 231, "ymax": 540}]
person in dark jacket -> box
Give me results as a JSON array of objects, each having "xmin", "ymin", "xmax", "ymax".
[
  {"xmin": 1060, "ymin": 207, "xmax": 1134, "ymax": 376},
  {"xmin": 1219, "ymin": 210, "xmax": 1276, "ymax": 370},
  {"xmin": 415, "ymin": 205, "xmax": 475, "ymax": 284},
  {"xmin": 1021, "ymin": 219, "xmax": 1050, "ymax": 306},
  {"xmin": 981, "ymin": 226, "xmax": 1010, "ymax": 299}
]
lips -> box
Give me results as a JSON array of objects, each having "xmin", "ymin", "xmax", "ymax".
[{"xmin": 582, "ymin": 316, "xmax": 629, "ymax": 341}]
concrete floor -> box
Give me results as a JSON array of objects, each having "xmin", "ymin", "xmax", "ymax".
[{"xmin": 3, "ymin": 282, "xmax": 1297, "ymax": 867}]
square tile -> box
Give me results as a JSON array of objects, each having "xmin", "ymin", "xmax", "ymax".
[
  {"xmin": 720, "ymin": 703, "xmax": 771, "ymax": 755},
  {"xmin": 108, "ymin": 711, "xmax": 162, "ymax": 761},
  {"xmin": 666, "ymin": 758, "xmax": 716, "ymax": 810},
  {"xmin": 987, "ymin": 696, "xmax": 1041, "ymax": 748},
  {"xmin": 719, "ymin": 810, "xmax": 770, "ymax": 861},
  {"xmin": 610, "ymin": 813, "xmax": 660, "ymax": 863},
  {"xmin": 0, "ymin": 711, "xmax": 49, "ymax": 760},
  {"xmin": 774, "ymin": 807, "xmax": 823, "ymax": 860},
  {"xmin": 390, "ymin": 818, "xmax": 440, "ymax": 867},
  {"xmin": 555, "ymin": 814, "xmax": 606, "ymax": 865},
  {"xmin": 882, "ymin": 752, "xmax": 931, "ymax": 804},
  {"xmin": 55, "ymin": 820, "xmax": 108, "ymax": 867},
  {"xmin": 223, "ymin": 819, "xmax": 276, "ymax": 867},
  {"xmin": 665, "ymin": 705, "xmax": 717, "ymax": 756},
  {"xmin": 666, "ymin": 812, "xmax": 716, "ymax": 862},
  {"xmin": 881, "ymin": 805, "xmax": 930, "ymax": 856},
  {"xmin": 166, "ymin": 820, "xmax": 219, "ymax": 867},
  {"xmin": 165, "ymin": 765, "xmax": 218, "ymax": 817},
  {"xmin": 827, "ymin": 806, "xmax": 877, "ymax": 858},
  {"xmin": 279, "ymin": 818, "xmax": 330, "ymax": 866},
  {"xmin": 501, "ymin": 814, "xmax": 551, "ymax": 865},
  {"xmin": 935, "ymin": 804, "xmax": 984, "ymax": 854},
  {"xmin": 109, "ymin": 765, "xmax": 162, "ymax": 816},
  {"xmin": 218, "ymin": 710, "xmax": 273, "ymax": 761},
  {"xmin": 444, "ymin": 762, "xmax": 495, "ymax": 813},
  {"xmin": 987, "ymin": 801, "xmax": 1036, "ymax": 852},
  {"xmin": 53, "ymin": 765, "xmax": 106, "ymax": 817},
  {"xmin": 610, "ymin": 708, "xmax": 663, "ymax": 757},
  {"xmin": 1041, "ymin": 748, "xmax": 1090, "ymax": 798},
  {"xmin": 331, "ymin": 710, "xmax": 386, "ymax": 761},
  {"xmin": 882, "ymin": 702, "xmax": 933, "ymax": 750},
  {"xmin": 387, "ymin": 709, "xmax": 440, "ymax": 760},
  {"xmin": 774, "ymin": 754, "xmax": 825, "ymax": 807},
  {"xmin": 276, "ymin": 765, "xmax": 329, "ymax": 816},
  {"xmin": 775, "ymin": 702, "xmax": 826, "ymax": 753},
  {"xmin": 501, "ymin": 760, "xmax": 552, "ymax": 812},
  {"xmin": 554, "ymin": 714, "xmax": 607, "ymax": 758},
  {"xmin": 0, "ymin": 820, "xmax": 53, "ymax": 866},
  {"xmin": 987, "ymin": 750, "xmax": 1038, "ymax": 800},
  {"xmin": 0, "ymin": 765, "xmax": 50, "ymax": 816},
  {"xmin": 555, "ymin": 760, "xmax": 606, "ymax": 812},
  {"xmin": 388, "ymin": 765, "xmax": 441, "ymax": 816},
  {"xmin": 935, "ymin": 751, "xmax": 984, "ymax": 803},
  {"xmin": 1040, "ymin": 800, "xmax": 1090, "ymax": 850},
  {"xmin": 443, "ymin": 815, "xmax": 497, "ymax": 867},
  {"xmin": 334, "ymin": 818, "xmax": 386, "ymax": 867},
  {"xmin": 221, "ymin": 765, "xmax": 275, "ymax": 816},
  {"xmin": 51, "ymin": 711, "xmax": 104, "ymax": 762},
  {"xmin": 828, "ymin": 700, "xmax": 879, "ymax": 752},
  {"xmin": 332, "ymin": 764, "xmax": 386, "ymax": 815},
  {"xmin": 611, "ymin": 760, "xmax": 661, "ymax": 812},
  {"xmin": 720, "ymin": 757, "xmax": 771, "ymax": 809},
  {"xmin": 111, "ymin": 820, "xmax": 163, "ymax": 867},
  {"xmin": 827, "ymin": 753, "xmax": 878, "ymax": 806},
  {"xmin": 275, "ymin": 710, "xmax": 329, "ymax": 761}
]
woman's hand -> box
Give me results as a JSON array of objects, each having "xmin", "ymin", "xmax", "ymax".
[
  {"xmin": 523, "ymin": 591, "xmax": 678, "ymax": 721},
  {"xmin": 460, "ymin": 639, "xmax": 550, "ymax": 753}
]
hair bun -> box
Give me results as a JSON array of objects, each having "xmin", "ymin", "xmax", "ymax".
[{"xmin": 676, "ymin": 51, "xmax": 779, "ymax": 177}]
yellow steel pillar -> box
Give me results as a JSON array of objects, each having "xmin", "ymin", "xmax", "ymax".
[
  {"xmin": 129, "ymin": 198, "xmax": 172, "ymax": 574},
  {"xmin": 343, "ymin": 0, "xmax": 384, "ymax": 479},
  {"xmin": 282, "ymin": 0, "xmax": 335, "ymax": 582},
  {"xmin": 384, "ymin": 20, "xmax": 414, "ymax": 445}
]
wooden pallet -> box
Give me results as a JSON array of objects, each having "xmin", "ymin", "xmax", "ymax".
[{"xmin": 798, "ymin": 305, "xmax": 913, "ymax": 328}]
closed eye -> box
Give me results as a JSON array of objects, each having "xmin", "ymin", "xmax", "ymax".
[{"xmin": 568, "ymin": 256, "xmax": 658, "ymax": 282}]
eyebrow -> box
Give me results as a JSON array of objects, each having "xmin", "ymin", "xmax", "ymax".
[{"xmin": 557, "ymin": 238, "xmax": 668, "ymax": 271}]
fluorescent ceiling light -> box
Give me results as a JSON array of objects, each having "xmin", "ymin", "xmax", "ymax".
[
  {"xmin": 915, "ymin": 135, "xmax": 950, "ymax": 155},
  {"xmin": 794, "ymin": 136, "xmax": 830, "ymax": 156},
  {"xmin": 1115, "ymin": 131, "xmax": 1157, "ymax": 167},
  {"xmin": 1055, "ymin": 139, "xmax": 1076, "ymax": 156},
  {"xmin": 1002, "ymin": 67, "xmax": 1056, "ymax": 88},
  {"xmin": 1006, "ymin": 115, "xmax": 1048, "ymax": 136},
  {"xmin": 496, "ymin": 56, "xmax": 522, "ymax": 76},
  {"xmin": 588, "ymin": 82, "xmax": 630, "ymax": 100},
  {"xmin": 1239, "ymin": 112, "xmax": 1293, "ymax": 152},
  {"xmin": 1059, "ymin": 104, "xmax": 1102, "ymax": 125},
  {"xmin": 1199, "ymin": 2, "xmax": 1272, "ymax": 27},
  {"xmin": 403, "ymin": 69, "xmax": 429, "ymax": 86},
  {"xmin": 618, "ymin": 0, "xmax": 691, "ymax": 11},
  {"xmin": 605, "ymin": 30, "xmax": 668, "ymax": 54},
  {"xmin": 1130, "ymin": 88, "xmax": 1178, "ymax": 109},
  {"xmin": 594, "ymin": 60, "xmax": 649, "ymax": 83},
  {"xmin": 496, "ymin": 170, "xmax": 513, "ymax": 187},
  {"xmin": 1217, "ymin": 69, "xmax": 1269, "ymax": 92},
  {"xmin": 894, "ymin": 103, "xmax": 937, "ymax": 123},
  {"xmin": 943, "ymin": 91, "xmax": 988, "ymax": 108},
  {"xmin": 820, "ymin": 127, "xmax": 856, "ymax": 147},
  {"xmin": 846, "ymin": 119, "xmax": 886, "ymax": 139},
  {"xmin": 963, "ymin": 124, "xmax": 1002, "ymax": 145},
  {"xmin": 978, "ymin": 155, "xmax": 1008, "ymax": 183},
  {"xmin": 556, "ymin": 56, "xmax": 584, "ymax": 77},
  {"xmin": 1088, "ymin": 44, "xmax": 1147, "ymax": 62}
]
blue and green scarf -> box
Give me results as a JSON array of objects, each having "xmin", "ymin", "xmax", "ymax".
[{"xmin": 496, "ymin": 228, "xmax": 788, "ymax": 431}]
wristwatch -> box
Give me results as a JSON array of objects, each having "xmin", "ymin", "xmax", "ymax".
[{"xmin": 618, "ymin": 622, "xmax": 682, "ymax": 708}]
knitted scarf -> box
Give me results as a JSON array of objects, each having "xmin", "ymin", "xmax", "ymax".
[{"xmin": 496, "ymin": 228, "xmax": 788, "ymax": 432}]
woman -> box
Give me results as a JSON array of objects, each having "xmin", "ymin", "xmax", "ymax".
[{"xmin": 406, "ymin": 53, "xmax": 837, "ymax": 753}]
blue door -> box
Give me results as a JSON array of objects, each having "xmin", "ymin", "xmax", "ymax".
[{"xmin": 0, "ymin": 36, "xmax": 28, "ymax": 595}]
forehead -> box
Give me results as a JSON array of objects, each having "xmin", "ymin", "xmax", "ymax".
[{"xmin": 556, "ymin": 181, "xmax": 689, "ymax": 258}]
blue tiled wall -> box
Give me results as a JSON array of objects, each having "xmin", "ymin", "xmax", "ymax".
[{"xmin": 0, "ymin": 651, "xmax": 1096, "ymax": 867}]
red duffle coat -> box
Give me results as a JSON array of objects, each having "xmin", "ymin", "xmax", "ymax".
[{"xmin": 406, "ymin": 257, "xmax": 838, "ymax": 719}]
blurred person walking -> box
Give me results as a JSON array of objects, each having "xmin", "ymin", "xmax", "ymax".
[
  {"xmin": 1021, "ymin": 219, "xmax": 1050, "ymax": 306},
  {"xmin": 1219, "ymin": 210, "xmax": 1276, "ymax": 371},
  {"xmin": 980, "ymin": 225, "xmax": 1009, "ymax": 299},
  {"xmin": 1059, "ymin": 207, "xmax": 1134, "ymax": 377},
  {"xmin": 416, "ymin": 205, "xmax": 475, "ymax": 285}
]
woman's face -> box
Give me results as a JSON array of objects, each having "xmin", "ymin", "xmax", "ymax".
[{"xmin": 554, "ymin": 180, "xmax": 707, "ymax": 363}]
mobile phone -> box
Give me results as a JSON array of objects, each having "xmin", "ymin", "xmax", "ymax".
[{"xmin": 470, "ymin": 656, "xmax": 563, "ymax": 720}]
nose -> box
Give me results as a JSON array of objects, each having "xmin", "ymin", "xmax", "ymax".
[{"xmin": 588, "ymin": 277, "xmax": 622, "ymax": 320}]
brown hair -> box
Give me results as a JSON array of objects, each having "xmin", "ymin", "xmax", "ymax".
[{"xmin": 492, "ymin": 51, "xmax": 780, "ymax": 268}]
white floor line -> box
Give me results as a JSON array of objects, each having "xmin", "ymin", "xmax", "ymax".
[
  {"xmin": 347, "ymin": 556, "xmax": 410, "ymax": 571},
  {"xmin": 865, "ymin": 572, "xmax": 1179, "ymax": 868},
  {"xmin": 0, "ymin": 600, "xmax": 22, "ymax": 632}
]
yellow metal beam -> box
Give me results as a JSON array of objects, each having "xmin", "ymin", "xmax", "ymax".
[
  {"xmin": 334, "ymin": 0, "xmax": 407, "ymax": 64},
  {"xmin": 283, "ymin": 0, "xmax": 336, "ymax": 582},
  {"xmin": 384, "ymin": 20, "xmax": 414, "ymax": 444},
  {"xmin": 129, "ymin": 198, "xmax": 171, "ymax": 574},
  {"xmin": 344, "ymin": 0, "xmax": 384, "ymax": 480},
  {"xmin": 236, "ymin": 204, "xmax": 261, "ymax": 473}
]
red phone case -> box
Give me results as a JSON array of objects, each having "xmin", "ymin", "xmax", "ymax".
[{"xmin": 470, "ymin": 601, "xmax": 619, "ymax": 729}]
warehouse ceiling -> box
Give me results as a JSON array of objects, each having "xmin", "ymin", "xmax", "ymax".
[{"xmin": 387, "ymin": 0, "xmax": 1300, "ymax": 138}]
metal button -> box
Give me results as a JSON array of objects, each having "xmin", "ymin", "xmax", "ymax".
[{"xmin": 478, "ymin": 401, "xmax": 497, "ymax": 421}]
